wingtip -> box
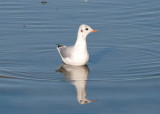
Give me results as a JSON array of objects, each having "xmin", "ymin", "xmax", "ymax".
[{"xmin": 56, "ymin": 44, "xmax": 63, "ymax": 48}]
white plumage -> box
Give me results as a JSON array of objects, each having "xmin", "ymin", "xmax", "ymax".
[{"xmin": 57, "ymin": 24, "xmax": 98, "ymax": 66}]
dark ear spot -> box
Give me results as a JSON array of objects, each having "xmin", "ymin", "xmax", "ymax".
[{"xmin": 81, "ymin": 30, "xmax": 83, "ymax": 32}]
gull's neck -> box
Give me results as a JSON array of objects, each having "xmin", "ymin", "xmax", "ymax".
[{"xmin": 74, "ymin": 32, "xmax": 87, "ymax": 50}]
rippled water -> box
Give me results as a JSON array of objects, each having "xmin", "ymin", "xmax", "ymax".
[{"xmin": 0, "ymin": 0, "xmax": 160, "ymax": 113}]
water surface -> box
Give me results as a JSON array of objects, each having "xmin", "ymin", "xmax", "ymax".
[{"xmin": 0, "ymin": 0, "xmax": 160, "ymax": 114}]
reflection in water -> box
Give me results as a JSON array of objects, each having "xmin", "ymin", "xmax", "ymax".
[{"xmin": 57, "ymin": 63, "xmax": 96, "ymax": 104}]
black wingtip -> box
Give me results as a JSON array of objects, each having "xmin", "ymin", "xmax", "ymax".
[{"xmin": 56, "ymin": 44, "xmax": 64, "ymax": 48}]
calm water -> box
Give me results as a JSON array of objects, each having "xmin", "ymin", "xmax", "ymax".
[{"xmin": 0, "ymin": 0, "xmax": 160, "ymax": 113}]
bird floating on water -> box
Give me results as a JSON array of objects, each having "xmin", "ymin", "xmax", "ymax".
[{"xmin": 57, "ymin": 24, "xmax": 98, "ymax": 66}]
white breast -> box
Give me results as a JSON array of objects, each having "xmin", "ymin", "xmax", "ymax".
[
  {"xmin": 72, "ymin": 49, "xmax": 89, "ymax": 65},
  {"xmin": 63, "ymin": 48, "xmax": 89, "ymax": 66}
]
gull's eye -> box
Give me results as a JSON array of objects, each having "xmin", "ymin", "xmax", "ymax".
[{"xmin": 85, "ymin": 28, "xmax": 88, "ymax": 31}]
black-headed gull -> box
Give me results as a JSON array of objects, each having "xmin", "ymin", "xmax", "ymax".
[{"xmin": 57, "ymin": 24, "xmax": 98, "ymax": 66}]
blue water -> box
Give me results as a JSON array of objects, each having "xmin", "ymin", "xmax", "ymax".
[{"xmin": 0, "ymin": 0, "xmax": 160, "ymax": 113}]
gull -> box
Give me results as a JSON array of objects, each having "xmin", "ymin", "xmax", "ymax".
[{"xmin": 57, "ymin": 24, "xmax": 98, "ymax": 66}]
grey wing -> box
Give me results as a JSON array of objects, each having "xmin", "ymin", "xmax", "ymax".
[{"xmin": 58, "ymin": 46, "xmax": 73, "ymax": 58}]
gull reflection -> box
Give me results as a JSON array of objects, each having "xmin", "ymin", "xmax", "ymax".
[{"xmin": 57, "ymin": 63, "xmax": 96, "ymax": 104}]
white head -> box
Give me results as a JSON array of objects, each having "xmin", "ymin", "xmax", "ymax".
[{"xmin": 78, "ymin": 24, "xmax": 98, "ymax": 38}]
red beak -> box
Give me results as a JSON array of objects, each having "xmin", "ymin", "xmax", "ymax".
[{"xmin": 91, "ymin": 30, "xmax": 98, "ymax": 32}]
